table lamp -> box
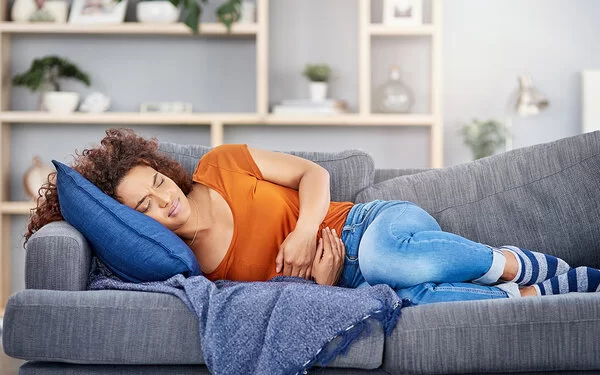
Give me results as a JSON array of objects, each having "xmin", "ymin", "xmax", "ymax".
[{"xmin": 505, "ymin": 74, "xmax": 549, "ymax": 151}]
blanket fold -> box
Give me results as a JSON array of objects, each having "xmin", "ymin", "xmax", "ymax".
[{"xmin": 87, "ymin": 257, "xmax": 404, "ymax": 375}]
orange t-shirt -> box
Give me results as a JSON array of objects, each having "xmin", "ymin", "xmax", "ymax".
[{"xmin": 192, "ymin": 144, "xmax": 354, "ymax": 282}]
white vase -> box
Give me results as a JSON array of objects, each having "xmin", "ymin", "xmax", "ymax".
[
  {"xmin": 43, "ymin": 92, "xmax": 80, "ymax": 114},
  {"xmin": 42, "ymin": 1, "xmax": 68, "ymax": 23},
  {"xmin": 309, "ymin": 82, "xmax": 328, "ymax": 102},
  {"xmin": 136, "ymin": 1, "xmax": 180, "ymax": 23},
  {"xmin": 11, "ymin": 0, "xmax": 37, "ymax": 22}
]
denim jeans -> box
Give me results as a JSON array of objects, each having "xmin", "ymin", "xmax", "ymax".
[{"xmin": 337, "ymin": 200, "xmax": 510, "ymax": 305}]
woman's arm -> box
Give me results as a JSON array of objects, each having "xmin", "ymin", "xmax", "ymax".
[{"xmin": 247, "ymin": 146, "xmax": 330, "ymax": 278}]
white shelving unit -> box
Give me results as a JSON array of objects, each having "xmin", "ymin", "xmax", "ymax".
[{"xmin": 0, "ymin": 0, "xmax": 443, "ymax": 316}]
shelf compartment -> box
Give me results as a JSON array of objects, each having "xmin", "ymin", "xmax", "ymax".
[
  {"xmin": 1, "ymin": 201, "xmax": 35, "ymax": 215},
  {"xmin": 0, "ymin": 22, "xmax": 259, "ymax": 36},
  {"xmin": 368, "ymin": 24, "xmax": 435, "ymax": 36}
]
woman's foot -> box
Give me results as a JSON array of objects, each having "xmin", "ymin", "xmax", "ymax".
[
  {"xmin": 499, "ymin": 245, "xmax": 570, "ymax": 286},
  {"xmin": 519, "ymin": 267, "xmax": 600, "ymax": 296}
]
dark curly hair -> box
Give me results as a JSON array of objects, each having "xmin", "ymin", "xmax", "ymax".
[{"xmin": 25, "ymin": 128, "xmax": 193, "ymax": 245}]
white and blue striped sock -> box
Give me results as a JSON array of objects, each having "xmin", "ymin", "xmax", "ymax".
[
  {"xmin": 500, "ymin": 245, "xmax": 571, "ymax": 286},
  {"xmin": 533, "ymin": 266, "xmax": 600, "ymax": 296}
]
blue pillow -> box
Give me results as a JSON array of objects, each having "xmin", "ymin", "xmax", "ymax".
[{"xmin": 52, "ymin": 160, "xmax": 202, "ymax": 283}]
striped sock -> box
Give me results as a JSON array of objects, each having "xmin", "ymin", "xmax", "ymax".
[
  {"xmin": 533, "ymin": 266, "xmax": 600, "ymax": 296},
  {"xmin": 500, "ymin": 245, "xmax": 571, "ymax": 286}
]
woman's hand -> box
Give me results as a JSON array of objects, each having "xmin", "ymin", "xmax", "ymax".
[
  {"xmin": 275, "ymin": 227, "xmax": 317, "ymax": 279},
  {"xmin": 311, "ymin": 227, "xmax": 346, "ymax": 286}
]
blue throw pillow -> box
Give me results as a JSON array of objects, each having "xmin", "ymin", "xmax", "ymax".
[{"xmin": 52, "ymin": 160, "xmax": 202, "ymax": 283}]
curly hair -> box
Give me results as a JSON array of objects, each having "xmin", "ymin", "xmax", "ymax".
[{"xmin": 25, "ymin": 128, "xmax": 193, "ymax": 245}]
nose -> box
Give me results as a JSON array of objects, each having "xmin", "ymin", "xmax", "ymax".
[{"xmin": 154, "ymin": 191, "xmax": 170, "ymax": 208}]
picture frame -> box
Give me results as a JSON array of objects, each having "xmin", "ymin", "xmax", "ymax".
[
  {"xmin": 383, "ymin": 0, "xmax": 422, "ymax": 26},
  {"xmin": 68, "ymin": 0, "xmax": 127, "ymax": 24}
]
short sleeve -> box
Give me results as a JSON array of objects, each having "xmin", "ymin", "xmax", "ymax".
[{"xmin": 194, "ymin": 144, "xmax": 263, "ymax": 180}]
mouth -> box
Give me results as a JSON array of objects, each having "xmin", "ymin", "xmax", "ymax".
[{"xmin": 168, "ymin": 198, "xmax": 180, "ymax": 217}]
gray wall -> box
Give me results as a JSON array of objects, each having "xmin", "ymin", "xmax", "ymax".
[{"xmin": 8, "ymin": 0, "xmax": 600, "ymax": 293}]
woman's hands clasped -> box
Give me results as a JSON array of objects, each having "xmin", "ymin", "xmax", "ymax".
[{"xmin": 311, "ymin": 227, "xmax": 346, "ymax": 286}]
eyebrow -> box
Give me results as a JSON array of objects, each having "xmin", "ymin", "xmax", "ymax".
[{"xmin": 134, "ymin": 172, "xmax": 158, "ymax": 210}]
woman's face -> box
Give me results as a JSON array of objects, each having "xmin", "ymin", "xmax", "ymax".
[{"xmin": 116, "ymin": 165, "xmax": 191, "ymax": 232}]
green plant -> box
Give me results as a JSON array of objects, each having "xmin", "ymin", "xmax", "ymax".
[
  {"xmin": 123, "ymin": 0, "xmax": 241, "ymax": 33},
  {"xmin": 12, "ymin": 56, "xmax": 91, "ymax": 92},
  {"xmin": 302, "ymin": 64, "xmax": 331, "ymax": 82},
  {"xmin": 460, "ymin": 118, "xmax": 507, "ymax": 160}
]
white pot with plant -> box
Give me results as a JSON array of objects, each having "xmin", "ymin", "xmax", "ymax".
[
  {"xmin": 136, "ymin": 0, "xmax": 180, "ymax": 24},
  {"xmin": 303, "ymin": 64, "xmax": 331, "ymax": 102},
  {"xmin": 12, "ymin": 55, "xmax": 91, "ymax": 114}
]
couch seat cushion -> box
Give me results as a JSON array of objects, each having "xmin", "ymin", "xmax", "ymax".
[
  {"xmin": 384, "ymin": 293, "xmax": 600, "ymax": 374},
  {"xmin": 3, "ymin": 289, "xmax": 385, "ymax": 369}
]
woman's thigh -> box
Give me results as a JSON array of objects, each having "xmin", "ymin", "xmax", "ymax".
[{"xmin": 358, "ymin": 203, "xmax": 495, "ymax": 289}]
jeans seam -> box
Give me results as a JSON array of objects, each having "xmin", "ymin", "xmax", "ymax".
[{"xmin": 432, "ymin": 286, "xmax": 507, "ymax": 296}]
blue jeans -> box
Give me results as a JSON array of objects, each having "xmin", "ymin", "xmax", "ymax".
[{"xmin": 337, "ymin": 200, "xmax": 510, "ymax": 305}]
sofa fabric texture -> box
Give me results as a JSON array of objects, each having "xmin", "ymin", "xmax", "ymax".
[
  {"xmin": 5, "ymin": 132, "xmax": 600, "ymax": 374},
  {"xmin": 358, "ymin": 131, "xmax": 600, "ymax": 269}
]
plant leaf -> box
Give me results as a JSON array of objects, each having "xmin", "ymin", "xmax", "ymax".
[{"xmin": 216, "ymin": 0, "xmax": 241, "ymax": 32}]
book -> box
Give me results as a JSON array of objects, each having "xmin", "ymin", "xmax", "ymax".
[
  {"xmin": 280, "ymin": 99, "xmax": 347, "ymax": 109},
  {"xmin": 272, "ymin": 106, "xmax": 346, "ymax": 115}
]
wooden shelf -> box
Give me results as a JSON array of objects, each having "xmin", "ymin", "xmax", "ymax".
[
  {"xmin": 0, "ymin": 111, "xmax": 260, "ymax": 124},
  {"xmin": 0, "ymin": 111, "xmax": 434, "ymax": 126},
  {"xmin": 0, "ymin": 22, "xmax": 259, "ymax": 36},
  {"xmin": 1, "ymin": 201, "xmax": 35, "ymax": 215},
  {"xmin": 368, "ymin": 24, "xmax": 436, "ymax": 36},
  {"xmin": 264, "ymin": 113, "xmax": 433, "ymax": 126}
]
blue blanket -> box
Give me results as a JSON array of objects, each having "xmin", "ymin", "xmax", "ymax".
[{"xmin": 87, "ymin": 257, "xmax": 405, "ymax": 375}]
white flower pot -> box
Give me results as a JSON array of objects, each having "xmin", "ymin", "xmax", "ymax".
[
  {"xmin": 43, "ymin": 92, "xmax": 80, "ymax": 114},
  {"xmin": 42, "ymin": 1, "xmax": 69, "ymax": 23},
  {"xmin": 136, "ymin": 1, "xmax": 180, "ymax": 24},
  {"xmin": 309, "ymin": 82, "xmax": 328, "ymax": 102},
  {"xmin": 11, "ymin": 0, "xmax": 37, "ymax": 22}
]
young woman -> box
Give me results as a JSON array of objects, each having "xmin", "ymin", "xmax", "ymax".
[{"xmin": 26, "ymin": 128, "xmax": 600, "ymax": 305}]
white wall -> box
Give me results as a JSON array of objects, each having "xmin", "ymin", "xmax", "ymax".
[{"xmin": 8, "ymin": 0, "xmax": 600, "ymax": 293}]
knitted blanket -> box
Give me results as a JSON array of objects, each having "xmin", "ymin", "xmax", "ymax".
[{"xmin": 87, "ymin": 258, "xmax": 405, "ymax": 375}]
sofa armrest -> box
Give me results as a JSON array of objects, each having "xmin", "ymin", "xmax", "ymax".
[{"xmin": 25, "ymin": 221, "xmax": 92, "ymax": 291}]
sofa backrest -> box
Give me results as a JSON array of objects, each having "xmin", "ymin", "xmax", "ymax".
[
  {"xmin": 158, "ymin": 143, "xmax": 375, "ymax": 203},
  {"xmin": 357, "ymin": 131, "xmax": 600, "ymax": 269}
]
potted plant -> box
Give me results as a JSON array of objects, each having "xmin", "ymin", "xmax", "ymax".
[
  {"xmin": 12, "ymin": 55, "xmax": 91, "ymax": 114},
  {"xmin": 302, "ymin": 63, "xmax": 331, "ymax": 102},
  {"xmin": 460, "ymin": 118, "xmax": 507, "ymax": 160},
  {"xmin": 131, "ymin": 0, "xmax": 241, "ymax": 33}
]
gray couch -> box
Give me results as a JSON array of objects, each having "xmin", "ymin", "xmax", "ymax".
[{"xmin": 3, "ymin": 131, "xmax": 600, "ymax": 374}]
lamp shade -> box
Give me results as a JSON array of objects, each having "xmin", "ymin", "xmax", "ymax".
[{"xmin": 514, "ymin": 74, "xmax": 549, "ymax": 116}]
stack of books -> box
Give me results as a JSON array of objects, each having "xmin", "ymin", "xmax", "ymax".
[{"xmin": 272, "ymin": 99, "xmax": 348, "ymax": 115}]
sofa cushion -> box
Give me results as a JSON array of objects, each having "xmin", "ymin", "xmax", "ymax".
[
  {"xmin": 383, "ymin": 293, "xmax": 600, "ymax": 374},
  {"xmin": 356, "ymin": 131, "xmax": 600, "ymax": 269},
  {"xmin": 53, "ymin": 161, "xmax": 202, "ymax": 283},
  {"xmin": 159, "ymin": 143, "xmax": 375, "ymax": 203},
  {"xmin": 3, "ymin": 289, "xmax": 386, "ymax": 370}
]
